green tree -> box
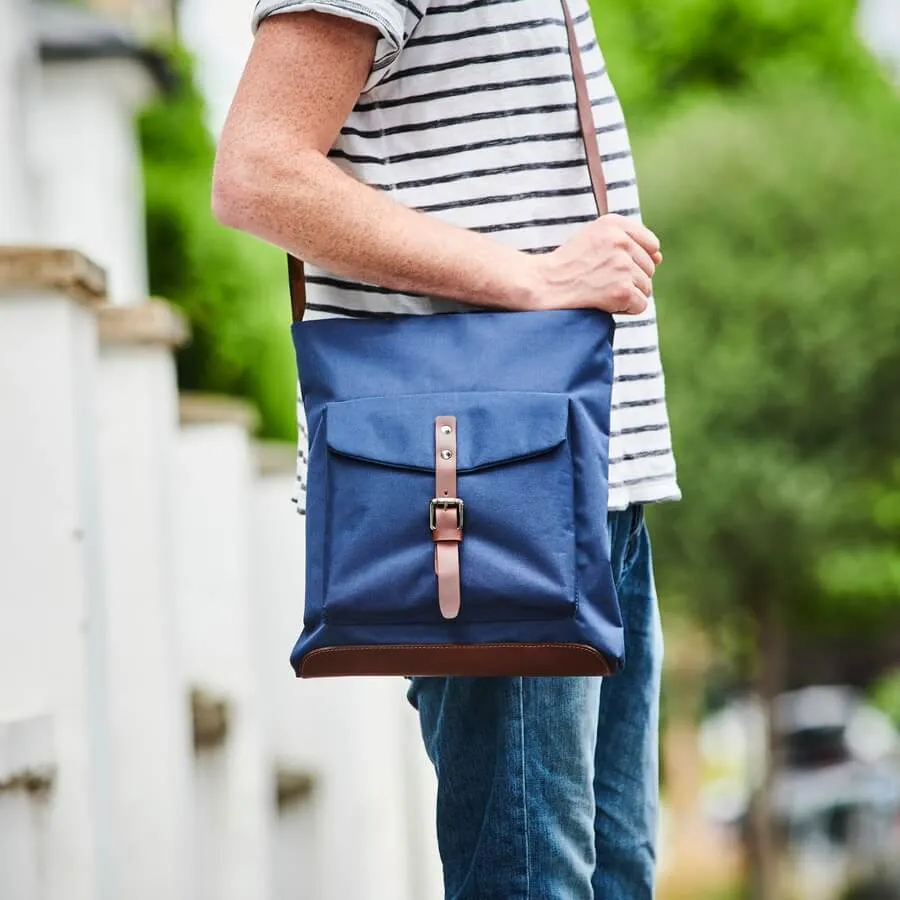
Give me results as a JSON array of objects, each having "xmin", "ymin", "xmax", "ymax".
[
  {"xmin": 644, "ymin": 81, "xmax": 900, "ymax": 628},
  {"xmin": 590, "ymin": 0, "xmax": 881, "ymax": 120},
  {"xmin": 139, "ymin": 49, "xmax": 296, "ymax": 440},
  {"xmin": 640, "ymin": 81, "xmax": 900, "ymax": 897}
]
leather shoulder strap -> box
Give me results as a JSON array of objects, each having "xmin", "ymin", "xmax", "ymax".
[
  {"xmin": 288, "ymin": 252, "xmax": 306, "ymax": 323},
  {"xmin": 562, "ymin": 0, "xmax": 609, "ymax": 217},
  {"xmin": 287, "ymin": 0, "xmax": 608, "ymax": 322}
]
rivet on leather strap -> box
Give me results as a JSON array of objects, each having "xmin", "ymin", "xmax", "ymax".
[{"xmin": 432, "ymin": 416, "xmax": 462, "ymax": 620}]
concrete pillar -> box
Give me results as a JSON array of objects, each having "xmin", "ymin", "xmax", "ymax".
[
  {"xmin": 251, "ymin": 444, "xmax": 320, "ymax": 900},
  {"xmin": 0, "ymin": 0, "xmax": 40, "ymax": 242},
  {"xmin": 175, "ymin": 395, "xmax": 274, "ymax": 900},
  {"xmin": 400, "ymin": 709, "xmax": 444, "ymax": 900},
  {"xmin": 322, "ymin": 679, "xmax": 436, "ymax": 900},
  {"xmin": 250, "ymin": 443, "xmax": 443, "ymax": 900},
  {"xmin": 0, "ymin": 247, "xmax": 117, "ymax": 900},
  {"xmin": 94, "ymin": 301, "xmax": 196, "ymax": 900},
  {"xmin": 277, "ymin": 669, "xmax": 439, "ymax": 900},
  {"xmin": 177, "ymin": 0, "xmax": 253, "ymax": 135},
  {"xmin": 33, "ymin": 57, "xmax": 156, "ymax": 303},
  {"xmin": 0, "ymin": 715, "xmax": 54, "ymax": 900}
]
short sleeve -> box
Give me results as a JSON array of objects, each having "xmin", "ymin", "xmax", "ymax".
[{"xmin": 251, "ymin": 0, "xmax": 428, "ymax": 92}]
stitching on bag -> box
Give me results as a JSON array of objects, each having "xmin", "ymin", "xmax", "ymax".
[
  {"xmin": 566, "ymin": 409, "xmax": 580, "ymax": 618},
  {"xmin": 321, "ymin": 609, "xmax": 576, "ymax": 627},
  {"xmin": 306, "ymin": 642, "xmax": 601, "ymax": 654}
]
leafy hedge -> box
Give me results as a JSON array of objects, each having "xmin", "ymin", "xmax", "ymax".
[{"xmin": 139, "ymin": 49, "xmax": 296, "ymax": 440}]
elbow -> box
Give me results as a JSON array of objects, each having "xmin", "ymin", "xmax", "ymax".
[
  {"xmin": 211, "ymin": 134, "xmax": 286, "ymax": 232},
  {"xmin": 211, "ymin": 150, "xmax": 258, "ymax": 232},
  {"xmin": 211, "ymin": 143, "xmax": 319, "ymax": 236}
]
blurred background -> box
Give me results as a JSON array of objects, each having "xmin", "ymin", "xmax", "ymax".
[{"xmin": 1, "ymin": 1, "xmax": 899, "ymax": 899}]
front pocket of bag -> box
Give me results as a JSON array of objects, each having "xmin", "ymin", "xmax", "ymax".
[{"xmin": 321, "ymin": 391, "xmax": 576, "ymax": 625}]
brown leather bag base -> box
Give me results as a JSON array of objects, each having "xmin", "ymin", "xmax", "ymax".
[{"xmin": 298, "ymin": 643, "xmax": 614, "ymax": 678}]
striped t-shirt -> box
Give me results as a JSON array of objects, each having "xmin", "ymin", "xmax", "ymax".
[{"xmin": 252, "ymin": 0, "xmax": 679, "ymax": 511}]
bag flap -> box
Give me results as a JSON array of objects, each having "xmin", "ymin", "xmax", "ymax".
[{"xmin": 325, "ymin": 391, "xmax": 569, "ymax": 473}]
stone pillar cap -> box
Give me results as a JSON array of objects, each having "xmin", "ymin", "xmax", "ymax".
[
  {"xmin": 98, "ymin": 299, "xmax": 190, "ymax": 348},
  {"xmin": 255, "ymin": 441, "xmax": 298, "ymax": 476},
  {"xmin": 179, "ymin": 392, "xmax": 260, "ymax": 433},
  {"xmin": 0, "ymin": 247, "xmax": 106, "ymax": 306}
]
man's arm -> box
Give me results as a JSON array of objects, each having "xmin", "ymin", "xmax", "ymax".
[{"xmin": 212, "ymin": 12, "xmax": 660, "ymax": 314}]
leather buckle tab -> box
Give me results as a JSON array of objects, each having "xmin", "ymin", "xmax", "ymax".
[{"xmin": 430, "ymin": 497, "xmax": 464, "ymax": 531}]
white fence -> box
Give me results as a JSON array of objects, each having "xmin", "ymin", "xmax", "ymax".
[
  {"xmin": 0, "ymin": 3, "xmax": 440, "ymax": 896},
  {"xmin": 0, "ymin": 249, "xmax": 442, "ymax": 900}
]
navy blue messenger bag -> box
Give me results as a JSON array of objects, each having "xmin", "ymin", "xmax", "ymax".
[{"xmin": 285, "ymin": 0, "xmax": 624, "ymax": 678}]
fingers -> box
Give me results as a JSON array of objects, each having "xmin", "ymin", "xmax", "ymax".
[
  {"xmin": 541, "ymin": 214, "xmax": 659, "ymax": 316},
  {"xmin": 628, "ymin": 240, "xmax": 657, "ymax": 281},
  {"xmin": 611, "ymin": 214, "xmax": 661, "ymax": 259},
  {"xmin": 632, "ymin": 266, "xmax": 652, "ymax": 299},
  {"xmin": 618, "ymin": 284, "xmax": 649, "ymax": 315},
  {"xmin": 613, "ymin": 218, "xmax": 658, "ymax": 311},
  {"xmin": 606, "ymin": 277, "xmax": 649, "ymax": 315},
  {"xmin": 613, "ymin": 239, "xmax": 653, "ymax": 298}
]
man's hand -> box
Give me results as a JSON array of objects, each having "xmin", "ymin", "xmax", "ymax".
[{"xmin": 530, "ymin": 215, "xmax": 662, "ymax": 316}]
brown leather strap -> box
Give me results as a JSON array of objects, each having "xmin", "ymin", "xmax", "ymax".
[
  {"xmin": 562, "ymin": 0, "xmax": 608, "ymax": 217},
  {"xmin": 286, "ymin": 0, "xmax": 608, "ymax": 322},
  {"xmin": 288, "ymin": 253, "xmax": 306, "ymax": 323},
  {"xmin": 432, "ymin": 416, "xmax": 462, "ymax": 620}
]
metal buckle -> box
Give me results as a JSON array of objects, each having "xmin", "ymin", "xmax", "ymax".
[{"xmin": 430, "ymin": 497, "xmax": 464, "ymax": 530}]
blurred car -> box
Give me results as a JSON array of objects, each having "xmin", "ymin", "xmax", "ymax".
[
  {"xmin": 700, "ymin": 686, "xmax": 900, "ymax": 899},
  {"xmin": 774, "ymin": 688, "xmax": 900, "ymax": 898}
]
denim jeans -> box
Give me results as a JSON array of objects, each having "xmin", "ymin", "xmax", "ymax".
[{"xmin": 407, "ymin": 506, "xmax": 662, "ymax": 900}]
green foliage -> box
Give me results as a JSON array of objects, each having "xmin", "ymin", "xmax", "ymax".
[
  {"xmin": 640, "ymin": 81, "xmax": 900, "ymax": 631},
  {"xmin": 590, "ymin": 0, "xmax": 882, "ymax": 121},
  {"xmin": 700, "ymin": 889, "xmax": 746, "ymax": 900},
  {"xmin": 139, "ymin": 48, "xmax": 296, "ymax": 440},
  {"xmin": 870, "ymin": 669, "xmax": 900, "ymax": 729}
]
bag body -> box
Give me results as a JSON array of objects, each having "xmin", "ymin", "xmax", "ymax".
[
  {"xmin": 286, "ymin": 0, "xmax": 625, "ymax": 677},
  {"xmin": 290, "ymin": 308, "xmax": 623, "ymax": 677}
]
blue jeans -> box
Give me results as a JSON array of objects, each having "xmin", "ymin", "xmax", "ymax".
[{"xmin": 408, "ymin": 506, "xmax": 662, "ymax": 900}]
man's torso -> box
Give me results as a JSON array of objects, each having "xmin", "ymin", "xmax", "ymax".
[{"xmin": 255, "ymin": 0, "xmax": 679, "ymax": 509}]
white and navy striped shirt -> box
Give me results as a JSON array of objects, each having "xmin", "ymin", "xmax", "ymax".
[{"xmin": 252, "ymin": 0, "xmax": 679, "ymax": 511}]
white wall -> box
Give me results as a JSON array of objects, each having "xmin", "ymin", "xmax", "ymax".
[
  {"xmin": 0, "ymin": 278, "xmax": 116, "ymax": 900},
  {"xmin": 178, "ymin": 0, "xmax": 252, "ymax": 135},
  {"xmin": 859, "ymin": 0, "xmax": 900, "ymax": 76},
  {"xmin": 0, "ymin": 3, "xmax": 448, "ymax": 896},
  {"xmin": 95, "ymin": 328, "xmax": 195, "ymax": 900},
  {"xmin": 34, "ymin": 58, "xmax": 155, "ymax": 303},
  {"xmin": 249, "ymin": 458, "xmax": 321, "ymax": 899},
  {"xmin": 0, "ymin": 715, "xmax": 54, "ymax": 899},
  {"xmin": 0, "ymin": 0, "xmax": 40, "ymax": 242},
  {"xmin": 175, "ymin": 415, "xmax": 274, "ymax": 900}
]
